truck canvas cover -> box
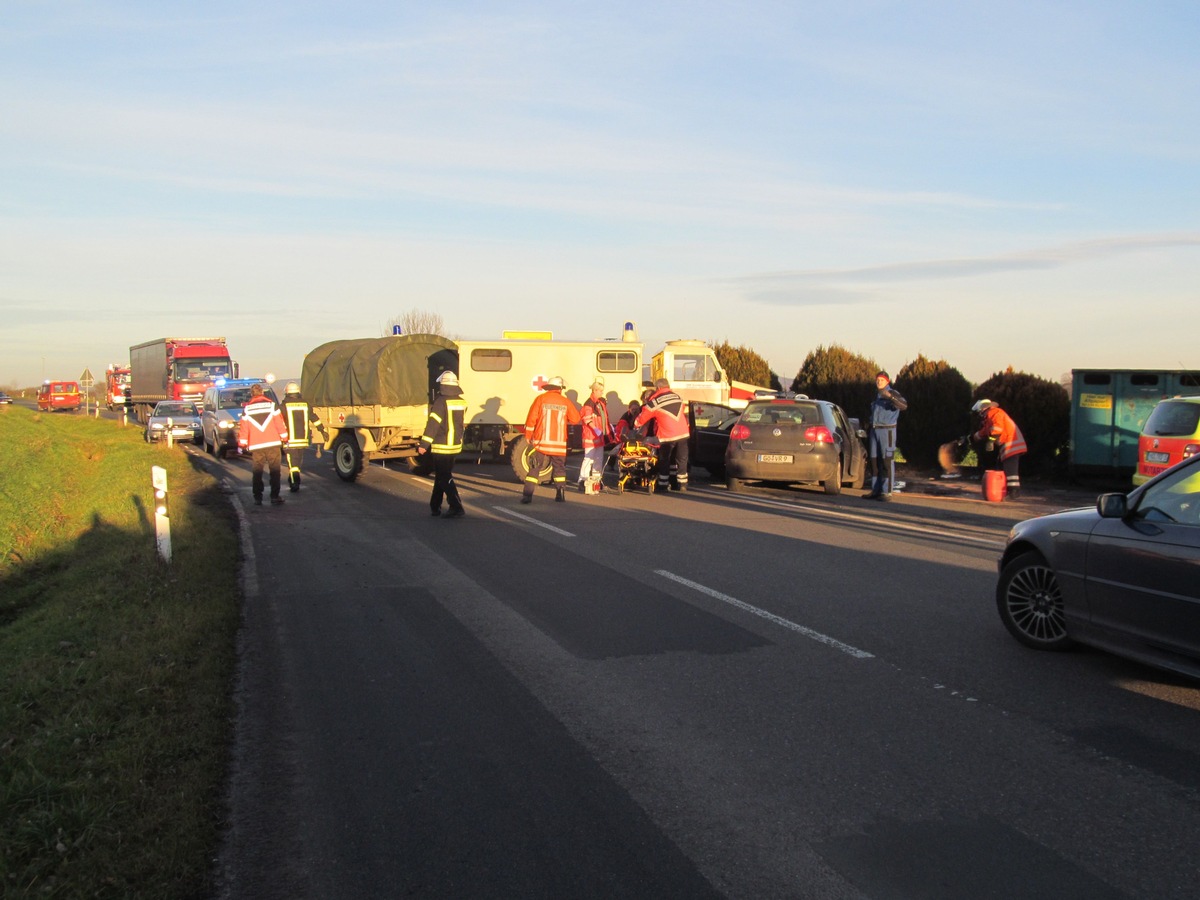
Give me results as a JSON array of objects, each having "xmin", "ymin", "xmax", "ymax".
[{"xmin": 302, "ymin": 334, "xmax": 458, "ymax": 407}]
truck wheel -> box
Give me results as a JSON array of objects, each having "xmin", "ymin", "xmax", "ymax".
[
  {"xmin": 333, "ymin": 432, "xmax": 363, "ymax": 482},
  {"xmin": 509, "ymin": 436, "xmax": 553, "ymax": 484}
]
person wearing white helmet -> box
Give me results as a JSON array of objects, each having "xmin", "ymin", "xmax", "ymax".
[
  {"xmin": 418, "ymin": 370, "xmax": 468, "ymax": 517},
  {"xmin": 282, "ymin": 381, "xmax": 327, "ymax": 492},
  {"xmin": 520, "ymin": 375, "xmax": 581, "ymax": 503},
  {"xmin": 969, "ymin": 398, "xmax": 1027, "ymax": 499}
]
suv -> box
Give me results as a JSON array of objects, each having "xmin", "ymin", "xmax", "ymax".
[
  {"xmin": 201, "ymin": 379, "xmax": 278, "ymax": 459},
  {"xmin": 37, "ymin": 381, "xmax": 82, "ymax": 412},
  {"xmin": 1133, "ymin": 396, "xmax": 1200, "ymax": 485}
]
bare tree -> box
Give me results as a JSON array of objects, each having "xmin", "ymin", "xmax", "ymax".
[{"xmin": 383, "ymin": 309, "xmax": 448, "ymax": 337}]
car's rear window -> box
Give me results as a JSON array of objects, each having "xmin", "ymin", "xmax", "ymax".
[
  {"xmin": 741, "ymin": 403, "xmax": 818, "ymax": 425},
  {"xmin": 1144, "ymin": 400, "xmax": 1200, "ymax": 437},
  {"xmin": 156, "ymin": 403, "xmax": 195, "ymax": 416}
]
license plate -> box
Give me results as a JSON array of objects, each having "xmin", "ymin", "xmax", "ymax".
[
  {"xmin": 1145, "ymin": 451, "xmax": 1170, "ymax": 463},
  {"xmin": 757, "ymin": 453, "xmax": 794, "ymax": 464}
]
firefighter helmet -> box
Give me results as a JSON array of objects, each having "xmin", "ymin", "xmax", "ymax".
[
  {"xmin": 545, "ymin": 375, "xmax": 566, "ymax": 390},
  {"xmin": 286, "ymin": 382, "xmax": 300, "ymax": 394},
  {"xmin": 971, "ymin": 399, "xmax": 993, "ymax": 413},
  {"xmin": 436, "ymin": 371, "xmax": 458, "ymax": 386}
]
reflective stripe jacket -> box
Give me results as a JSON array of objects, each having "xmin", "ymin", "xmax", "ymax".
[
  {"xmin": 237, "ymin": 398, "xmax": 289, "ymax": 451},
  {"xmin": 282, "ymin": 394, "xmax": 324, "ymax": 449},
  {"xmin": 420, "ymin": 386, "xmax": 467, "ymax": 454},
  {"xmin": 974, "ymin": 406, "xmax": 1027, "ymax": 461},
  {"xmin": 635, "ymin": 388, "xmax": 690, "ymax": 442},
  {"xmin": 581, "ymin": 396, "xmax": 614, "ymax": 450},
  {"xmin": 524, "ymin": 388, "xmax": 581, "ymax": 457}
]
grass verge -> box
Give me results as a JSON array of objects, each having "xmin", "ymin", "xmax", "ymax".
[{"xmin": 0, "ymin": 407, "xmax": 240, "ymax": 899}]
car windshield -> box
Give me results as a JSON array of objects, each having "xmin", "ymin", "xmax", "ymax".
[
  {"xmin": 741, "ymin": 403, "xmax": 813, "ymax": 425},
  {"xmin": 155, "ymin": 403, "xmax": 196, "ymax": 417},
  {"xmin": 1135, "ymin": 462, "xmax": 1200, "ymax": 525},
  {"xmin": 220, "ymin": 389, "xmax": 256, "ymax": 409},
  {"xmin": 1144, "ymin": 400, "xmax": 1200, "ymax": 437}
]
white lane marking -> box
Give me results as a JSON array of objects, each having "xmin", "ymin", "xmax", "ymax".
[
  {"xmin": 493, "ymin": 506, "xmax": 576, "ymax": 537},
  {"xmin": 702, "ymin": 488, "xmax": 1006, "ymax": 550},
  {"xmin": 230, "ymin": 493, "xmax": 258, "ymax": 599},
  {"xmin": 655, "ymin": 569, "xmax": 874, "ymax": 659}
]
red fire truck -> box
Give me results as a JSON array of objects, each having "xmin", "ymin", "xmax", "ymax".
[{"xmin": 105, "ymin": 364, "xmax": 131, "ymax": 410}]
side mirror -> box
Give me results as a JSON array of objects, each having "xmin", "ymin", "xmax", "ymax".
[{"xmin": 1097, "ymin": 493, "xmax": 1128, "ymax": 519}]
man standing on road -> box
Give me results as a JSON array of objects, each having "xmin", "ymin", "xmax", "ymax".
[
  {"xmin": 238, "ymin": 384, "xmax": 289, "ymax": 506},
  {"xmin": 970, "ymin": 399, "xmax": 1027, "ymax": 499},
  {"xmin": 521, "ymin": 375, "xmax": 581, "ymax": 504},
  {"xmin": 578, "ymin": 378, "xmax": 614, "ymax": 491},
  {"xmin": 281, "ymin": 382, "xmax": 327, "ymax": 492},
  {"xmin": 635, "ymin": 378, "xmax": 691, "ymax": 492},
  {"xmin": 863, "ymin": 371, "xmax": 907, "ymax": 502},
  {"xmin": 417, "ymin": 371, "xmax": 468, "ymax": 518}
]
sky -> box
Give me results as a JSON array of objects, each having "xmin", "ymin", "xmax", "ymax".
[{"xmin": 2, "ymin": 1, "xmax": 1199, "ymax": 391}]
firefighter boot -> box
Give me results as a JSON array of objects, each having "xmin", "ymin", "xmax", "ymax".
[{"xmin": 555, "ymin": 486, "xmax": 566, "ymax": 502}]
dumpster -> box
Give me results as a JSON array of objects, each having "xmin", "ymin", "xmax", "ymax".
[{"xmin": 1070, "ymin": 369, "xmax": 1200, "ymax": 476}]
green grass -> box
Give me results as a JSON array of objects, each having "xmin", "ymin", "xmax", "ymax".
[{"xmin": 0, "ymin": 407, "xmax": 240, "ymax": 899}]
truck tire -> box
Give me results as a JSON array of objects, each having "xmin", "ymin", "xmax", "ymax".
[
  {"xmin": 509, "ymin": 436, "xmax": 553, "ymax": 484},
  {"xmin": 332, "ymin": 432, "xmax": 364, "ymax": 482}
]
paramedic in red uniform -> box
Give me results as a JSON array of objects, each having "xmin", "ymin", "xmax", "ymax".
[
  {"xmin": 578, "ymin": 377, "xmax": 615, "ymax": 491},
  {"xmin": 971, "ymin": 399, "xmax": 1027, "ymax": 499},
  {"xmin": 237, "ymin": 384, "xmax": 289, "ymax": 506},
  {"xmin": 635, "ymin": 378, "xmax": 691, "ymax": 492},
  {"xmin": 521, "ymin": 376, "xmax": 582, "ymax": 504}
]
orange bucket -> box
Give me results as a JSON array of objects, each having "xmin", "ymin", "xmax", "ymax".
[{"xmin": 983, "ymin": 469, "xmax": 1007, "ymax": 503}]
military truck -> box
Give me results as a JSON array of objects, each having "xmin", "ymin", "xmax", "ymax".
[{"xmin": 303, "ymin": 329, "xmax": 645, "ymax": 483}]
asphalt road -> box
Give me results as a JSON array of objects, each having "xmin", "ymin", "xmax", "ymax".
[{"xmin": 196, "ymin": 447, "xmax": 1200, "ymax": 899}]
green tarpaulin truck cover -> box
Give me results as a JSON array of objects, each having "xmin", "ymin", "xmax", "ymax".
[{"xmin": 301, "ymin": 334, "xmax": 458, "ymax": 407}]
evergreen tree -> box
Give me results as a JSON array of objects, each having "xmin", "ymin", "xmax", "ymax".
[
  {"xmin": 893, "ymin": 355, "xmax": 974, "ymax": 468},
  {"xmin": 790, "ymin": 344, "xmax": 879, "ymax": 418},
  {"xmin": 709, "ymin": 341, "xmax": 773, "ymax": 387},
  {"xmin": 974, "ymin": 368, "xmax": 1070, "ymax": 475}
]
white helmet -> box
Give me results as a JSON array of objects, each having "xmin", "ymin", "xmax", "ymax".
[
  {"xmin": 436, "ymin": 371, "xmax": 458, "ymax": 386},
  {"xmin": 546, "ymin": 375, "xmax": 566, "ymax": 389},
  {"xmin": 971, "ymin": 399, "xmax": 993, "ymax": 413},
  {"xmin": 286, "ymin": 382, "xmax": 300, "ymax": 394}
]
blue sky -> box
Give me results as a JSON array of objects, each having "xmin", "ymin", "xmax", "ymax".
[{"xmin": 3, "ymin": 1, "xmax": 1198, "ymax": 390}]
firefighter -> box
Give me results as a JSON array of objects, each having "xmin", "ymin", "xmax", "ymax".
[
  {"xmin": 237, "ymin": 384, "xmax": 289, "ymax": 506},
  {"xmin": 863, "ymin": 371, "xmax": 908, "ymax": 501},
  {"xmin": 281, "ymin": 382, "xmax": 327, "ymax": 492},
  {"xmin": 970, "ymin": 399, "xmax": 1027, "ymax": 499},
  {"xmin": 634, "ymin": 378, "xmax": 691, "ymax": 492},
  {"xmin": 417, "ymin": 371, "xmax": 467, "ymax": 518},
  {"xmin": 521, "ymin": 375, "xmax": 582, "ymax": 504}
]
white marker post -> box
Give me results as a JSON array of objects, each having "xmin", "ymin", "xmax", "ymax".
[{"xmin": 152, "ymin": 465, "xmax": 171, "ymax": 563}]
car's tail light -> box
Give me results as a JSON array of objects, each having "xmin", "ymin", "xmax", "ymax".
[
  {"xmin": 730, "ymin": 423, "xmax": 751, "ymax": 441},
  {"xmin": 1185, "ymin": 443, "xmax": 1200, "ymax": 459},
  {"xmin": 804, "ymin": 426, "xmax": 833, "ymax": 443}
]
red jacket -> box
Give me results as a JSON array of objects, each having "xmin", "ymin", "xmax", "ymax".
[
  {"xmin": 238, "ymin": 398, "xmax": 289, "ymax": 451},
  {"xmin": 524, "ymin": 389, "xmax": 581, "ymax": 456},
  {"xmin": 635, "ymin": 387, "xmax": 690, "ymax": 442},
  {"xmin": 974, "ymin": 406, "xmax": 1027, "ymax": 461},
  {"xmin": 581, "ymin": 396, "xmax": 614, "ymax": 450}
]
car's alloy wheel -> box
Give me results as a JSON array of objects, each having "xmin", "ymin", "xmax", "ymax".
[{"xmin": 996, "ymin": 551, "xmax": 1073, "ymax": 650}]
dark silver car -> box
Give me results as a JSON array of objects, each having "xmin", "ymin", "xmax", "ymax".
[
  {"xmin": 144, "ymin": 401, "xmax": 203, "ymax": 445},
  {"xmin": 714, "ymin": 395, "xmax": 867, "ymax": 495},
  {"xmin": 996, "ymin": 452, "xmax": 1200, "ymax": 678}
]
